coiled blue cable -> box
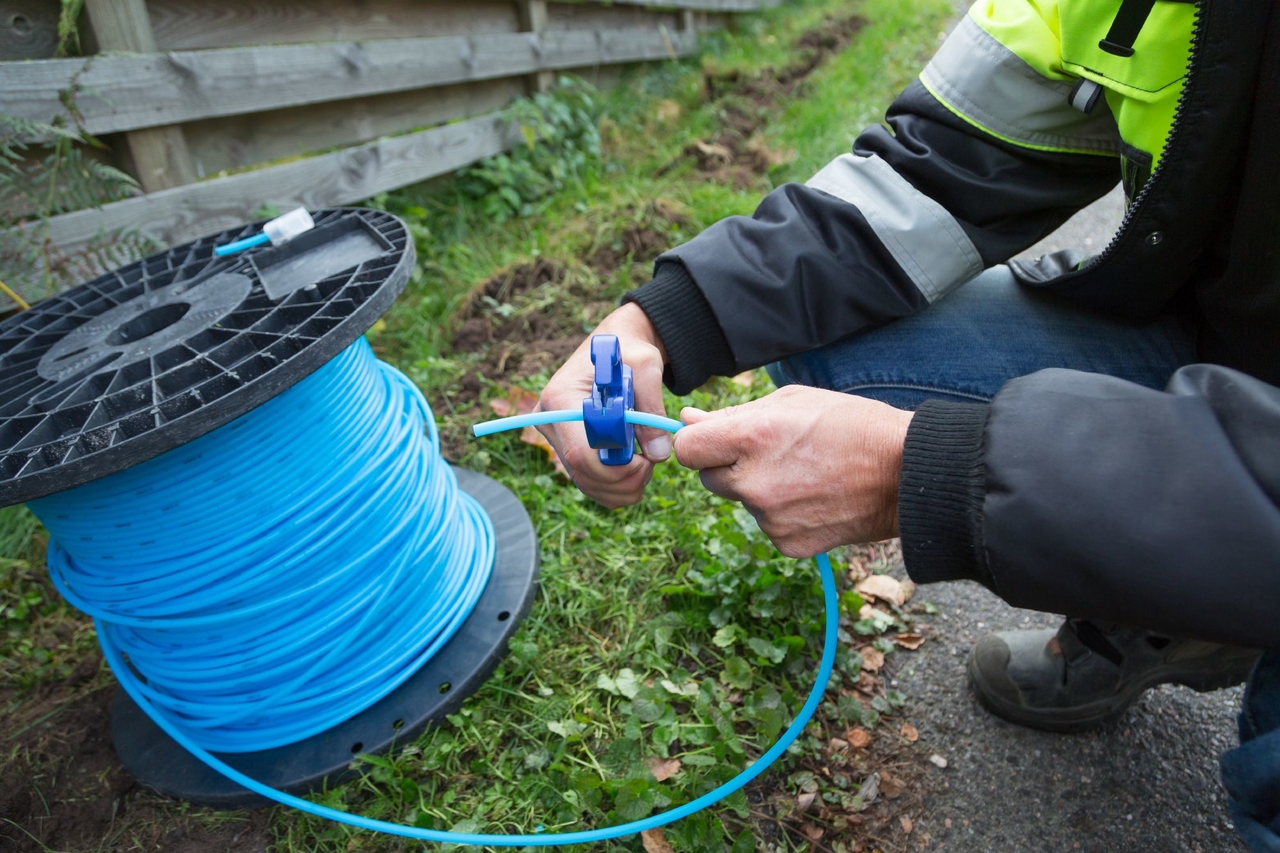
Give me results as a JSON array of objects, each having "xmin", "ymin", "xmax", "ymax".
[
  {"xmin": 27, "ymin": 342, "xmax": 840, "ymax": 846},
  {"xmin": 29, "ymin": 339, "xmax": 493, "ymax": 753}
]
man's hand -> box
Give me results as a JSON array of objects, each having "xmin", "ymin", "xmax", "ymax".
[
  {"xmin": 536, "ymin": 303, "xmax": 670, "ymax": 508},
  {"xmin": 674, "ymin": 386, "xmax": 913, "ymax": 558}
]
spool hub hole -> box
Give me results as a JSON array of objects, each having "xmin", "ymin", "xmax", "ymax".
[{"xmin": 107, "ymin": 303, "xmax": 192, "ymax": 346}]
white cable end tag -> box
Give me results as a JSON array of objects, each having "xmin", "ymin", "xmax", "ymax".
[{"xmin": 263, "ymin": 208, "xmax": 316, "ymax": 246}]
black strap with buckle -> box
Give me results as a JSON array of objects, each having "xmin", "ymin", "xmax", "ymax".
[{"xmin": 1099, "ymin": 0, "xmax": 1158, "ymax": 57}]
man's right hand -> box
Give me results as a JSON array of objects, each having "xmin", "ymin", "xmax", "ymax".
[{"xmin": 536, "ymin": 302, "xmax": 670, "ymax": 508}]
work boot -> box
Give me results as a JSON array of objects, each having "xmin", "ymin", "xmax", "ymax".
[{"xmin": 968, "ymin": 618, "xmax": 1260, "ymax": 733}]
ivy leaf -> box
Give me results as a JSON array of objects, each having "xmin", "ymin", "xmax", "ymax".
[
  {"xmin": 547, "ymin": 719, "xmax": 585, "ymax": 738},
  {"xmin": 633, "ymin": 696, "xmax": 665, "ymax": 723},
  {"xmin": 615, "ymin": 668, "xmax": 641, "ymax": 699},
  {"xmin": 660, "ymin": 678, "xmax": 700, "ymax": 697},
  {"xmin": 615, "ymin": 780, "xmax": 656, "ymax": 821},
  {"xmin": 721, "ymin": 656, "xmax": 753, "ymax": 690},
  {"xmin": 747, "ymin": 636, "xmax": 787, "ymax": 664},
  {"xmin": 712, "ymin": 624, "xmax": 742, "ymax": 648}
]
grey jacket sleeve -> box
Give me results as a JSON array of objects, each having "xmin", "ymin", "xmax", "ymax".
[{"xmin": 899, "ymin": 364, "xmax": 1280, "ymax": 650}]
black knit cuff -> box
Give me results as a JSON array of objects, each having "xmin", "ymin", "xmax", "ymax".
[
  {"xmin": 898, "ymin": 401, "xmax": 994, "ymax": 589},
  {"xmin": 621, "ymin": 261, "xmax": 735, "ymax": 395}
]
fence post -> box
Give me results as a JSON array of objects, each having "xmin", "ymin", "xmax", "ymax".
[
  {"xmin": 515, "ymin": 0, "xmax": 554, "ymax": 94},
  {"xmin": 83, "ymin": 0, "xmax": 198, "ymax": 193}
]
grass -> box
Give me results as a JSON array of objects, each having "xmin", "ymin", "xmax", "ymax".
[{"xmin": 0, "ymin": 0, "xmax": 955, "ymax": 850}]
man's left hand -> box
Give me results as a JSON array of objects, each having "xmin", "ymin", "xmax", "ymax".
[{"xmin": 673, "ymin": 386, "xmax": 913, "ymax": 558}]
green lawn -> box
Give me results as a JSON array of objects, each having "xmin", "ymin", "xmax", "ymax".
[{"xmin": 0, "ymin": 0, "xmax": 954, "ymax": 850}]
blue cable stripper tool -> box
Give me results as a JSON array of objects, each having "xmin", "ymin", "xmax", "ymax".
[{"xmin": 582, "ymin": 335, "xmax": 635, "ymax": 465}]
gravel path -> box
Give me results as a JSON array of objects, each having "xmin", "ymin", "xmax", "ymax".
[{"xmin": 889, "ymin": 190, "xmax": 1249, "ymax": 853}]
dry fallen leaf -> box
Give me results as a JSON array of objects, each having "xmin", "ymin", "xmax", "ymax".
[
  {"xmin": 857, "ymin": 574, "xmax": 906, "ymax": 607},
  {"xmin": 641, "ymin": 828, "xmax": 675, "ymax": 853},
  {"xmin": 895, "ymin": 633, "xmax": 926, "ymax": 650},
  {"xmin": 797, "ymin": 790, "xmax": 818, "ymax": 813},
  {"xmin": 801, "ymin": 824, "xmax": 825, "ymax": 842},
  {"xmin": 900, "ymin": 723, "xmax": 919, "ymax": 742},
  {"xmin": 879, "ymin": 773, "xmax": 906, "ymax": 799},
  {"xmin": 847, "ymin": 727, "xmax": 872, "ymax": 749},
  {"xmin": 729, "ymin": 370, "xmax": 755, "ymax": 387},
  {"xmin": 856, "ymin": 771, "xmax": 880, "ymax": 804},
  {"xmin": 856, "ymin": 671, "xmax": 881, "ymax": 694},
  {"xmin": 490, "ymin": 388, "xmax": 567, "ymax": 475},
  {"xmin": 488, "ymin": 397, "xmax": 516, "ymax": 417},
  {"xmin": 900, "ymin": 815, "xmax": 914, "ymax": 835},
  {"xmin": 829, "ymin": 737, "xmax": 849, "ymax": 752},
  {"xmin": 900, "ymin": 578, "xmax": 916, "ymax": 604},
  {"xmin": 861, "ymin": 646, "xmax": 885, "ymax": 672},
  {"xmin": 646, "ymin": 756, "xmax": 682, "ymax": 782},
  {"xmin": 858, "ymin": 605, "xmax": 896, "ymax": 631}
]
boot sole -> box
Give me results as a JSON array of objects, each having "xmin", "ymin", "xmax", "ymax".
[{"xmin": 967, "ymin": 653, "xmax": 1256, "ymax": 734}]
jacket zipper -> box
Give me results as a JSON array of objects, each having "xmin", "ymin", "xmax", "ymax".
[{"xmin": 1073, "ymin": 0, "xmax": 1207, "ymax": 274}]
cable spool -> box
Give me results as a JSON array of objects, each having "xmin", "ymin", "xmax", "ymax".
[{"xmin": 0, "ymin": 209, "xmax": 539, "ymax": 807}]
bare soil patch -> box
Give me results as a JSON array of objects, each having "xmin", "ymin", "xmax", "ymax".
[
  {"xmin": 674, "ymin": 15, "xmax": 868, "ymax": 187},
  {"xmin": 1, "ymin": 658, "xmax": 270, "ymax": 852},
  {"xmin": 450, "ymin": 259, "xmax": 608, "ymax": 399},
  {"xmin": 587, "ymin": 199, "xmax": 688, "ymax": 273},
  {"xmin": 449, "ymin": 198, "xmax": 686, "ymax": 414}
]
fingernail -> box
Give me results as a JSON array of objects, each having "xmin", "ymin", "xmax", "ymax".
[{"xmin": 646, "ymin": 435, "xmax": 671, "ymax": 461}]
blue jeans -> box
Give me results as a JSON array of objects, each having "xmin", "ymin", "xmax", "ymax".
[
  {"xmin": 767, "ymin": 265, "xmax": 1280, "ymax": 852},
  {"xmin": 1225, "ymin": 654, "xmax": 1280, "ymax": 852}
]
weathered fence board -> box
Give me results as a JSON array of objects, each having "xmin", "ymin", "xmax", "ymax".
[
  {"xmin": 183, "ymin": 78, "xmax": 527, "ymax": 177},
  {"xmin": 34, "ymin": 113, "xmax": 521, "ymax": 256},
  {"xmin": 146, "ymin": 0, "xmax": 522, "ymax": 50},
  {"xmin": 546, "ymin": 4, "xmax": 682, "ymax": 31},
  {"xmin": 4, "ymin": 27, "xmax": 694, "ymax": 137},
  {"xmin": 0, "ymin": 0, "xmax": 775, "ymax": 60},
  {"xmin": 0, "ymin": 0, "xmax": 60, "ymax": 60}
]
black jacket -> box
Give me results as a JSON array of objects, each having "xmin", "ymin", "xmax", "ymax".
[{"xmin": 626, "ymin": 0, "xmax": 1280, "ymax": 648}]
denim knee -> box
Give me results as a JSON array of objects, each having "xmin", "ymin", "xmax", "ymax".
[{"xmin": 1222, "ymin": 652, "xmax": 1280, "ymax": 852}]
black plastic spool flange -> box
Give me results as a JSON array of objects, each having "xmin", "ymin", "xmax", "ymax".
[{"xmin": 0, "ymin": 209, "xmax": 539, "ymax": 807}]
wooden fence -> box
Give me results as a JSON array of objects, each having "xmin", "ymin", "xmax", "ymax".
[{"xmin": 0, "ymin": 0, "xmax": 774, "ymax": 305}]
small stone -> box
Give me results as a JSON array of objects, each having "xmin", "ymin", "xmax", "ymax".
[{"xmin": 929, "ymin": 754, "xmax": 949, "ymax": 769}]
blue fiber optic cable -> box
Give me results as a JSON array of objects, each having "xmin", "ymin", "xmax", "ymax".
[
  {"xmin": 30, "ymin": 345, "xmax": 841, "ymax": 846},
  {"xmin": 472, "ymin": 408, "xmax": 684, "ymax": 437},
  {"xmin": 214, "ymin": 232, "xmax": 270, "ymax": 256}
]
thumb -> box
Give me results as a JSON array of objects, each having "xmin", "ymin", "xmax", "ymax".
[
  {"xmin": 673, "ymin": 406, "xmax": 746, "ymax": 470},
  {"xmin": 679, "ymin": 405, "xmax": 737, "ymax": 426},
  {"xmin": 630, "ymin": 349, "xmax": 670, "ymax": 462}
]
